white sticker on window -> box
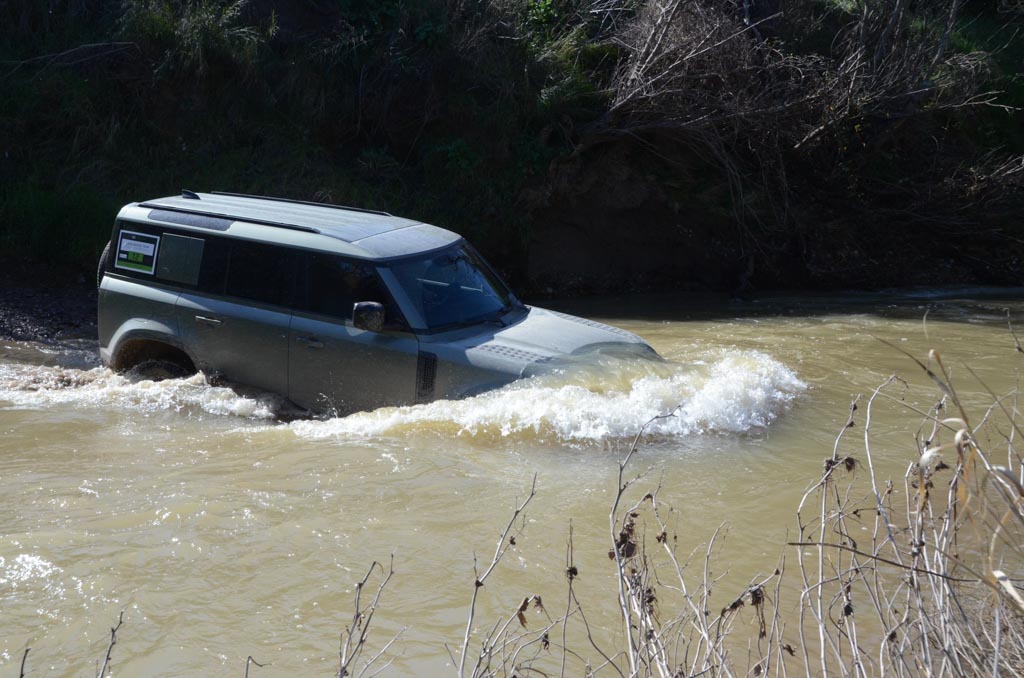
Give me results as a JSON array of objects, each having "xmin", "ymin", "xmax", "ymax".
[{"xmin": 115, "ymin": 230, "xmax": 160, "ymax": 275}]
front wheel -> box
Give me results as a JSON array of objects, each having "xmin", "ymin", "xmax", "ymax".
[
  {"xmin": 124, "ymin": 359, "xmax": 191, "ymax": 382},
  {"xmin": 96, "ymin": 241, "xmax": 111, "ymax": 289}
]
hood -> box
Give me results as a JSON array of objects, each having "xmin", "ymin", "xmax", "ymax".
[
  {"xmin": 452, "ymin": 307, "xmax": 658, "ymax": 377},
  {"xmin": 494, "ymin": 307, "xmax": 647, "ymax": 353},
  {"xmin": 417, "ymin": 306, "xmax": 661, "ymax": 401}
]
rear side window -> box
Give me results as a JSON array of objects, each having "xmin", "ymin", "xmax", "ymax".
[
  {"xmin": 156, "ymin": 233, "xmax": 204, "ymax": 286},
  {"xmin": 223, "ymin": 239, "xmax": 297, "ymax": 307},
  {"xmin": 111, "ymin": 221, "xmax": 298, "ymax": 308},
  {"xmin": 112, "ymin": 221, "xmax": 203, "ymax": 287}
]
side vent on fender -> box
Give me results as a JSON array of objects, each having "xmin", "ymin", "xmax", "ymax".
[{"xmin": 416, "ymin": 352, "xmax": 437, "ymax": 403}]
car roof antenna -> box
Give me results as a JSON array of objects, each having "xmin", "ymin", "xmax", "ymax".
[{"xmin": 181, "ymin": 189, "xmax": 200, "ymax": 199}]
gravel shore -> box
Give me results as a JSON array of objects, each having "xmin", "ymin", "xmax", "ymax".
[{"xmin": 0, "ymin": 267, "xmax": 97, "ymax": 344}]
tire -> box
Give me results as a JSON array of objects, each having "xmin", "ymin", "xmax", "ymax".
[
  {"xmin": 124, "ymin": 359, "xmax": 191, "ymax": 382},
  {"xmin": 97, "ymin": 240, "xmax": 111, "ymax": 289}
]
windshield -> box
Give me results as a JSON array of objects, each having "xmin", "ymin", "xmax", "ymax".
[{"xmin": 386, "ymin": 243, "xmax": 520, "ymax": 331}]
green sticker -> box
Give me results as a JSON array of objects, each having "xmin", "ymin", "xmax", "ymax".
[{"xmin": 115, "ymin": 230, "xmax": 160, "ymax": 275}]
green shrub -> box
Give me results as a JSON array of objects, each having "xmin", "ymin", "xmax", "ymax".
[{"xmin": 0, "ymin": 184, "xmax": 117, "ymax": 266}]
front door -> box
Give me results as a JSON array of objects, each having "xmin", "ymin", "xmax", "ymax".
[
  {"xmin": 287, "ymin": 253, "xmax": 418, "ymax": 414},
  {"xmin": 288, "ymin": 315, "xmax": 418, "ymax": 414}
]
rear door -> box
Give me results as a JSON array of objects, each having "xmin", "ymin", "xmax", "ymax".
[
  {"xmin": 175, "ymin": 238, "xmax": 296, "ymax": 396},
  {"xmin": 288, "ymin": 253, "xmax": 419, "ymax": 414}
]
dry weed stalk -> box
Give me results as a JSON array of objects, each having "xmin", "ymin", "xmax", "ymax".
[
  {"xmin": 96, "ymin": 608, "xmax": 124, "ymax": 678},
  {"xmin": 453, "ymin": 474, "xmax": 543, "ymax": 677},
  {"xmin": 244, "ymin": 654, "xmax": 267, "ymax": 677},
  {"xmin": 450, "ymin": 473, "xmax": 620, "ymax": 677},
  {"xmin": 606, "ymin": 416, "xmax": 786, "ymax": 678},
  {"xmin": 337, "ymin": 556, "xmax": 402, "ymax": 678},
  {"xmin": 789, "ymin": 348, "xmax": 1024, "ymax": 676}
]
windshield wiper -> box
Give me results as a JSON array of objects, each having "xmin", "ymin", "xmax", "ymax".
[{"xmin": 485, "ymin": 301, "xmax": 526, "ymax": 327}]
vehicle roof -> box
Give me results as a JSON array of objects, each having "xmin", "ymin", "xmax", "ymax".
[{"xmin": 129, "ymin": 192, "xmax": 461, "ymax": 260}]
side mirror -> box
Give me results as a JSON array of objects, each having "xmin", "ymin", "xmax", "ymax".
[{"xmin": 352, "ymin": 301, "xmax": 385, "ymax": 332}]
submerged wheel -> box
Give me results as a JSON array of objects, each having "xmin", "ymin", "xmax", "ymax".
[
  {"xmin": 97, "ymin": 241, "xmax": 111, "ymax": 289},
  {"xmin": 125, "ymin": 359, "xmax": 191, "ymax": 382}
]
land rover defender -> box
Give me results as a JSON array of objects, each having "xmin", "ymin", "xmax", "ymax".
[{"xmin": 97, "ymin": 191, "xmax": 658, "ymax": 414}]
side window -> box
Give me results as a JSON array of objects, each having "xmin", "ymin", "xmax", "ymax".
[
  {"xmin": 197, "ymin": 236, "xmax": 229, "ymax": 294},
  {"xmin": 223, "ymin": 240, "xmax": 296, "ymax": 307},
  {"xmin": 112, "ymin": 221, "xmax": 204, "ymax": 288},
  {"xmin": 156, "ymin": 233, "xmax": 204, "ymax": 286},
  {"xmin": 302, "ymin": 253, "xmax": 404, "ymax": 327}
]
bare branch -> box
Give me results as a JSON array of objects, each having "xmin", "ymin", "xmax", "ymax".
[
  {"xmin": 459, "ymin": 474, "xmax": 537, "ymax": 678},
  {"xmin": 97, "ymin": 609, "xmax": 125, "ymax": 678}
]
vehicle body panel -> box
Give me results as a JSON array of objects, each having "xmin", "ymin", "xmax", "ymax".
[
  {"xmin": 288, "ymin": 313, "xmax": 419, "ymax": 413},
  {"xmin": 98, "ymin": 276, "xmax": 182, "ymax": 365},
  {"xmin": 174, "ymin": 293, "xmax": 292, "ymax": 396},
  {"xmin": 417, "ymin": 306, "xmax": 655, "ymax": 400}
]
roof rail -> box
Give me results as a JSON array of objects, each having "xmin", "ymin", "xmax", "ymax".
[
  {"xmin": 210, "ymin": 191, "xmax": 393, "ymax": 217},
  {"xmin": 138, "ymin": 202, "xmax": 320, "ymax": 235}
]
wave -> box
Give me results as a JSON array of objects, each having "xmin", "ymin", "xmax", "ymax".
[
  {"xmin": 0, "ymin": 350, "xmax": 806, "ymax": 441},
  {"xmin": 0, "ymin": 365, "xmax": 281, "ymax": 419},
  {"xmin": 288, "ymin": 350, "xmax": 806, "ymax": 442}
]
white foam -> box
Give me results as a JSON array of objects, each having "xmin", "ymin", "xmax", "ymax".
[
  {"xmin": 288, "ymin": 350, "xmax": 806, "ymax": 442},
  {"xmin": 0, "ymin": 350, "xmax": 806, "ymax": 441},
  {"xmin": 0, "ymin": 365, "xmax": 279, "ymax": 419}
]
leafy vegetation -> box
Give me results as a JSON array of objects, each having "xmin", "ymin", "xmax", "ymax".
[{"xmin": 1, "ymin": 0, "xmax": 1020, "ymax": 290}]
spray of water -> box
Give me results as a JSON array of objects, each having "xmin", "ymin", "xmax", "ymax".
[
  {"xmin": 0, "ymin": 349, "xmax": 805, "ymax": 441},
  {"xmin": 289, "ymin": 350, "xmax": 805, "ymax": 441},
  {"xmin": 0, "ymin": 365, "xmax": 281, "ymax": 419}
]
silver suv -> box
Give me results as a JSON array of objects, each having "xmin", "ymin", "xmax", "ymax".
[{"xmin": 98, "ymin": 191, "xmax": 659, "ymax": 414}]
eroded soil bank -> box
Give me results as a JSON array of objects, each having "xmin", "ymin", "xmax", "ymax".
[{"xmin": 0, "ymin": 263, "xmax": 97, "ymax": 344}]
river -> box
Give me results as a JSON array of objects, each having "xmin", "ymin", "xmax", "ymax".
[{"xmin": 2, "ymin": 288, "xmax": 1023, "ymax": 675}]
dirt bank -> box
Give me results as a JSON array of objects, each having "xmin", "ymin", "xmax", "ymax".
[{"xmin": 0, "ymin": 262, "xmax": 96, "ymax": 344}]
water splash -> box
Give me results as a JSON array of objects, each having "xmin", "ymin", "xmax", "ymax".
[
  {"xmin": 0, "ymin": 365, "xmax": 280, "ymax": 419},
  {"xmin": 289, "ymin": 349, "xmax": 806, "ymax": 442},
  {"xmin": 0, "ymin": 350, "xmax": 805, "ymax": 441}
]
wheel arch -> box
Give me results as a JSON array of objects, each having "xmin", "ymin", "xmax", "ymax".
[{"xmin": 111, "ymin": 332, "xmax": 197, "ymax": 374}]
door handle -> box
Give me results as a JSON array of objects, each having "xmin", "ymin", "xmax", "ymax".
[
  {"xmin": 296, "ymin": 335, "xmax": 324, "ymax": 349},
  {"xmin": 195, "ymin": 315, "xmax": 222, "ymax": 326}
]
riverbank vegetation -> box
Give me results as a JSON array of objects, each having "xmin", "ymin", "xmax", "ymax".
[{"xmin": 2, "ymin": 0, "xmax": 1022, "ymax": 292}]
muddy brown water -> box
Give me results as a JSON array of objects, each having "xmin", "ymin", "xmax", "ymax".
[{"xmin": 2, "ymin": 289, "xmax": 1023, "ymax": 675}]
